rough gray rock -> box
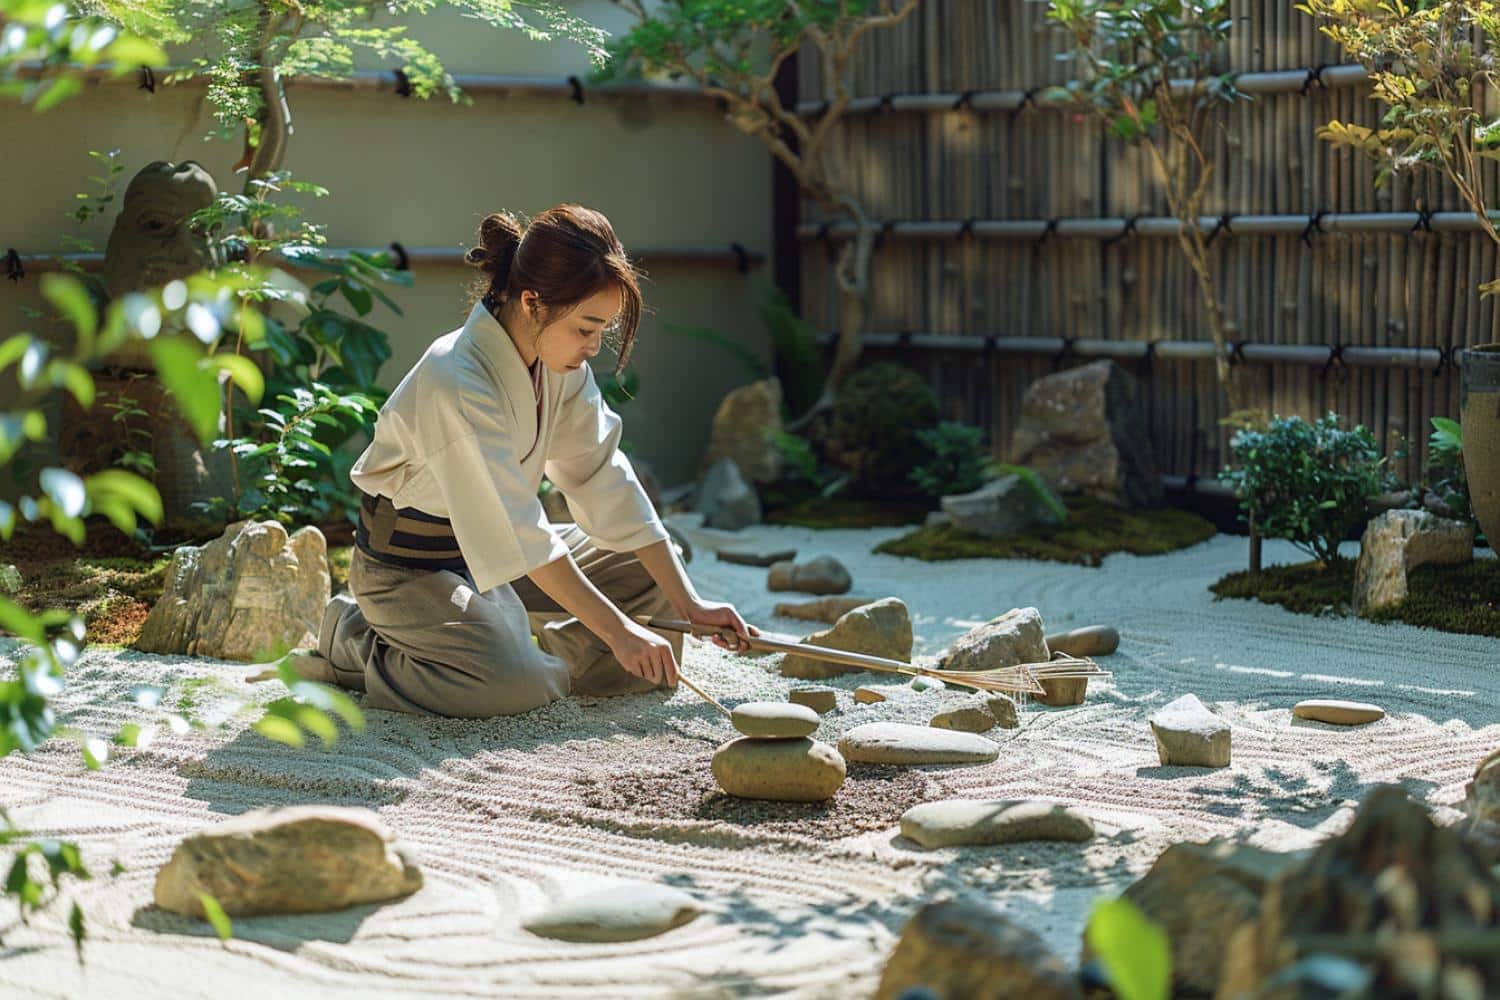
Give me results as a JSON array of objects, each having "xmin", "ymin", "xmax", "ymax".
[
  {"xmin": 137, "ymin": 520, "xmax": 329, "ymax": 661},
  {"xmin": 1149, "ymin": 694, "xmax": 1231, "ymax": 767},
  {"xmin": 766, "ymin": 555, "xmax": 852, "ymax": 595},
  {"xmin": 1353, "ymin": 509, "xmax": 1474, "ymax": 615},
  {"xmin": 942, "ymin": 473, "xmax": 1064, "ymax": 538},
  {"xmin": 154, "ymin": 804, "xmax": 422, "ymax": 918},
  {"xmin": 1008, "ymin": 359, "xmax": 1163, "ymax": 508},
  {"xmin": 696, "ymin": 457, "xmax": 762, "ymax": 531},
  {"xmin": 779, "ymin": 597, "xmax": 911, "ymax": 680},
  {"xmin": 876, "ymin": 899, "xmax": 1082, "ymax": 1000},
  {"xmin": 940, "ymin": 607, "xmax": 1049, "ymax": 673}
]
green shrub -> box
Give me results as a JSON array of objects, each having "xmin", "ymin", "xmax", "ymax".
[
  {"xmin": 1424, "ymin": 416, "xmax": 1470, "ymax": 520},
  {"xmin": 825, "ymin": 363, "xmax": 939, "ymax": 499},
  {"xmin": 909, "ymin": 422, "xmax": 988, "ymax": 499},
  {"xmin": 1217, "ymin": 412, "xmax": 1394, "ymax": 567}
]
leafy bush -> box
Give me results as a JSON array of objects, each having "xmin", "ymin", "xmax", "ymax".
[
  {"xmin": 1218, "ymin": 412, "xmax": 1395, "ymax": 567},
  {"xmin": 909, "ymin": 422, "xmax": 988, "ymax": 499},
  {"xmin": 757, "ymin": 281, "xmax": 824, "ymax": 420},
  {"xmin": 825, "ymin": 363, "xmax": 939, "ymax": 499},
  {"xmin": 1424, "ymin": 416, "xmax": 1470, "ymax": 520}
]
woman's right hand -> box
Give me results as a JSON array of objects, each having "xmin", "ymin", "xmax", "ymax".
[{"xmin": 605, "ymin": 617, "xmax": 679, "ymax": 687}]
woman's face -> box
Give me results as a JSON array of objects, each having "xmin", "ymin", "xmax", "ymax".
[{"xmin": 522, "ymin": 284, "xmax": 622, "ymax": 375}]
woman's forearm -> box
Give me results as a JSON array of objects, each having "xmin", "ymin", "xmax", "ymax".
[
  {"xmin": 633, "ymin": 537, "xmax": 700, "ymax": 617},
  {"xmin": 524, "ymin": 553, "xmax": 632, "ymax": 643}
]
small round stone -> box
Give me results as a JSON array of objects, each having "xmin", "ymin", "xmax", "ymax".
[
  {"xmin": 930, "ymin": 705, "xmax": 997, "ymax": 733},
  {"xmin": 712, "ymin": 737, "xmax": 847, "ymax": 801},
  {"xmin": 1292, "ymin": 699, "xmax": 1385, "ymax": 726},
  {"xmin": 789, "ymin": 687, "xmax": 837, "ymax": 714},
  {"xmin": 730, "ymin": 700, "xmax": 820, "ymax": 738}
]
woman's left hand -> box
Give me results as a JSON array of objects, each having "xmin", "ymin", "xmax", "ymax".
[{"xmin": 682, "ymin": 599, "xmax": 759, "ymax": 652}]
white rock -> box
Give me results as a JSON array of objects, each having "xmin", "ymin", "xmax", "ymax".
[
  {"xmin": 523, "ymin": 883, "xmax": 702, "ymax": 942},
  {"xmin": 1292, "ymin": 700, "xmax": 1385, "ymax": 726},
  {"xmin": 1150, "ymin": 694, "xmax": 1231, "ymax": 768}
]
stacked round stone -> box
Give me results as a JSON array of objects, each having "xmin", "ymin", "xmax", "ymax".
[{"xmin": 711, "ymin": 702, "xmax": 847, "ymax": 802}]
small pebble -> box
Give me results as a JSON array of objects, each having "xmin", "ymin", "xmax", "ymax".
[
  {"xmin": 788, "ymin": 687, "xmax": 837, "ymax": 714},
  {"xmin": 1292, "ymin": 699, "xmax": 1385, "ymax": 726}
]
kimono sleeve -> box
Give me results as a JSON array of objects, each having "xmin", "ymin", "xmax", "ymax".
[
  {"xmin": 430, "ymin": 416, "xmax": 570, "ymax": 595},
  {"xmin": 543, "ymin": 366, "xmax": 669, "ymax": 553}
]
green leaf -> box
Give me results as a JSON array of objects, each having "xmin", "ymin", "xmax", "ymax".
[
  {"xmin": 0, "ymin": 334, "xmax": 31, "ymax": 373},
  {"xmin": 150, "ymin": 337, "xmax": 220, "ymax": 444},
  {"xmin": 86, "ymin": 470, "xmax": 164, "ymax": 527},
  {"xmin": 340, "ymin": 280, "xmax": 373, "ymax": 316},
  {"xmin": 103, "ymin": 36, "xmax": 168, "ymax": 71},
  {"xmin": 197, "ymin": 892, "xmax": 233, "ymax": 940},
  {"xmin": 54, "ymin": 362, "xmax": 95, "ymax": 409},
  {"xmin": 251, "ymin": 714, "xmax": 304, "ymax": 747},
  {"xmin": 1086, "ymin": 897, "xmax": 1171, "ymax": 1000},
  {"xmin": 34, "ymin": 75, "xmax": 85, "ymax": 113},
  {"xmin": 208, "ymin": 353, "xmax": 265, "ymax": 406},
  {"xmin": 67, "ymin": 900, "xmax": 86, "ymax": 962},
  {"xmin": 40, "ymin": 274, "xmax": 97, "ymax": 349}
]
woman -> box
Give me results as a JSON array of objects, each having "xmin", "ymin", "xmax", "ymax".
[{"xmin": 267, "ymin": 204, "xmax": 757, "ymax": 716}]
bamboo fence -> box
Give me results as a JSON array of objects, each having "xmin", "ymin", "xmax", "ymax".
[{"xmin": 794, "ymin": 0, "xmax": 1500, "ymax": 481}]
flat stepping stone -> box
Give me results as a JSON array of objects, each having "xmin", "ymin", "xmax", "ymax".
[
  {"xmin": 522, "ymin": 883, "xmax": 701, "ymax": 942},
  {"xmin": 1292, "ymin": 699, "xmax": 1385, "ymax": 726},
  {"xmin": 1150, "ymin": 694, "xmax": 1231, "ymax": 768},
  {"xmin": 730, "ymin": 700, "xmax": 819, "ymax": 738},
  {"xmin": 712, "ymin": 737, "xmax": 846, "ymax": 801},
  {"xmin": 900, "ymin": 799, "xmax": 1096, "ymax": 848},
  {"xmin": 838, "ymin": 722, "xmax": 1000, "ymax": 766},
  {"xmin": 1045, "ymin": 625, "xmax": 1120, "ymax": 658},
  {"xmin": 716, "ymin": 548, "xmax": 797, "ymax": 567},
  {"xmin": 789, "ymin": 687, "xmax": 837, "ymax": 714},
  {"xmin": 855, "ymin": 686, "xmax": 887, "ymax": 704}
]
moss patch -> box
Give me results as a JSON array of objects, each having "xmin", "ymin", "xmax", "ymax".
[
  {"xmin": 764, "ymin": 496, "xmax": 930, "ymax": 529},
  {"xmin": 1210, "ymin": 560, "xmax": 1355, "ymax": 616},
  {"xmin": 329, "ymin": 544, "xmax": 352, "ymax": 590},
  {"xmin": 6, "ymin": 523, "xmax": 171, "ymax": 648},
  {"xmin": 873, "ymin": 497, "xmax": 1217, "ymax": 566},
  {"xmin": 1210, "ymin": 557, "xmax": 1500, "ymax": 637}
]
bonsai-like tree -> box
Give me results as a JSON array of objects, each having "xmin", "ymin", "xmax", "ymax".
[
  {"xmin": 596, "ymin": 0, "xmax": 922, "ymax": 425},
  {"xmin": 1047, "ymin": 0, "xmax": 1247, "ymax": 411},
  {"xmin": 1300, "ymin": 0, "xmax": 1500, "ymax": 295},
  {"xmin": 83, "ymin": 0, "xmax": 609, "ymax": 210}
]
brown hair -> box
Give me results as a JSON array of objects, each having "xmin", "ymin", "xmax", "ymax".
[{"xmin": 464, "ymin": 204, "xmax": 647, "ymax": 375}]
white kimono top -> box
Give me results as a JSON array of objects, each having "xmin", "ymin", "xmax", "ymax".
[{"xmin": 349, "ymin": 299, "xmax": 668, "ymax": 592}]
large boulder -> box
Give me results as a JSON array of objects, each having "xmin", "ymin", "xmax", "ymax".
[
  {"xmin": 1080, "ymin": 839, "xmax": 1299, "ymax": 996},
  {"xmin": 877, "ymin": 899, "xmax": 1082, "ymax": 1000},
  {"xmin": 695, "ymin": 457, "xmax": 762, "ymax": 531},
  {"xmin": 154, "ymin": 805, "xmax": 422, "ymax": 918},
  {"xmin": 137, "ymin": 520, "xmax": 329, "ymax": 661},
  {"xmin": 942, "ymin": 474, "xmax": 1064, "ymax": 538},
  {"xmin": 779, "ymin": 596, "xmax": 912, "ymax": 679},
  {"xmin": 940, "ymin": 607, "xmax": 1050, "ymax": 673},
  {"xmin": 1008, "ymin": 360, "xmax": 1162, "ymax": 508},
  {"xmin": 1217, "ymin": 785, "xmax": 1500, "ymax": 998},
  {"xmin": 699, "ymin": 378, "xmax": 784, "ymax": 484},
  {"xmin": 1353, "ymin": 509, "xmax": 1474, "ymax": 615}
]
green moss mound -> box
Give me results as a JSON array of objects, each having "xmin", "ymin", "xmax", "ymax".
[
  {"xmin": 1210, "ymin": 557, "xmax": 1500, "ymax": 637},
  {"xmin": 764, "ymin": 497, "xmax": 931, "ymax": 529},
  {"xmin": 872, "ymin": 497, "xmax": 1217, "ymax": 566},
  {"xmin": 1210, "ymin": 561, "xmax": 1355, "ymax": 615}
]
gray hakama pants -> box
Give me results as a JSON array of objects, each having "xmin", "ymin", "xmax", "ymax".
[{"xmin": 316, "ymin": 523, "xmax": 684, "ymax": 717}]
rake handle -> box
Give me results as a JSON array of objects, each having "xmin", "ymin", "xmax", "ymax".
[{"xmin": 643, "ymin": 616, "xmax": 927, "ymax": 679}]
